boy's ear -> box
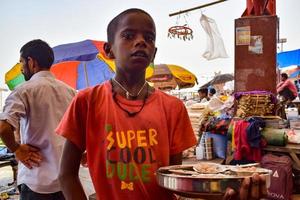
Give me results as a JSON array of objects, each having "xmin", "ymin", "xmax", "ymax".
[
  {"xmin": 151, "ymin": 47, "xmax": 157, "ymax": 62},
  {"xmin": 104, "ymin": 42, "xmax": 115, "ymax": 59}
]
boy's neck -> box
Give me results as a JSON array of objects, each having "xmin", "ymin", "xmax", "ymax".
[{"xmin": 114, "ymin": 72, "xmax": 146, "ymax": 88}]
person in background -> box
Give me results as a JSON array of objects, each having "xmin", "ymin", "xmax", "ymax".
[
  {"xmin": 198, "ymin": 88, "xmax": 210, "ymax": 103},
  {"xmin": 208, "ymin": 87, "xmax": 216, "ymax": 99},
  {"xmin": 56, "ymin": 8, "xmax": 267, "ymax": 200},
  {"xmin": 0, "ymin": 39, "xmax": 76, "ymax": 200},
  {"xmin": 277, "ymin": 73, "xmax": 297, "ymax": 104}
]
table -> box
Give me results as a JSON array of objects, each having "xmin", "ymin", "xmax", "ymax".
[{"xmin": 263, "ymin": 144, "xmax": 300, "ymax": 169}]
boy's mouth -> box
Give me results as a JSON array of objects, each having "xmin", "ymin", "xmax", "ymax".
[{"xmin": 131, "ymin": 50, "xmax": 148, "ymax": 58}]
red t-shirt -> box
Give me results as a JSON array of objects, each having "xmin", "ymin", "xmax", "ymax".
[{"xmin": 56, "ymin": 81, "xmax": 197, "ymax": 200}]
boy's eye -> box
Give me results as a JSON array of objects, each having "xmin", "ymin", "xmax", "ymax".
[
  {"xmin": 145, "ymin": 34, "xmax": 155, "ymax": 42},
  {"xmin": 122, "ymin": 32, "xmax": 134, "ymax": 40}
]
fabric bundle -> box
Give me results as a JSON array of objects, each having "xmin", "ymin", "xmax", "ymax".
[
  {"xmin": 262, "ymin": 128, "xmax": 287, "ymax": 146},
  {"xmin": 235, "ymin": 92, "xmax": 275, "ymax": 118}
]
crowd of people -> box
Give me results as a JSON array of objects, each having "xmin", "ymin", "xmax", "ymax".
[{"xmin": 0, "ymin": 8, "xmax": 268, "ymax": 200}]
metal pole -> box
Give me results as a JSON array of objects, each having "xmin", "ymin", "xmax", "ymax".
[{"xmin": 169, "ymin": 0, "xmax": 228, "ymax": 17}]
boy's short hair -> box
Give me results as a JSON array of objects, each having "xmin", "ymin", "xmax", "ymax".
[
  {"xmin": 107, "ymin": 8, "xmax": 155, "ymax": 44},
  {"xmin": 20, "ymin": 39, "xmax": 54, "ymax": 68},
  {"xmin": 198, "ymin": 88, "xmax": 208, "ymax": 95}
]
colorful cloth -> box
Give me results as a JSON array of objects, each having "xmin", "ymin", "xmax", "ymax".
[
  {"xmin": 56, "ymin": 81, "xmax": 197, "ymax": 200},
  {"xmin": 233, "ymin": 120, "xmax": 261, "ymax": 162},
  {"xmin": 202, "ymin": 117, "xmax": 231, "ymax": 135}
]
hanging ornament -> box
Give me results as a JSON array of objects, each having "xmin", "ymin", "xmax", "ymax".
[{"xmin": 168, "ymin": 13, "xmax": 193, "ymax": 41}]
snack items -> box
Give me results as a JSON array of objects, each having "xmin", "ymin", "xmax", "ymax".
[{"xmin": 156, "ymin": 163, "xmax": 271, "ymax": 196}]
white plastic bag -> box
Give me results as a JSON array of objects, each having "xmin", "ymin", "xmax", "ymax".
[{"xmin": 200, "ymin": 14, "xmax": 228, "ymax": 60}]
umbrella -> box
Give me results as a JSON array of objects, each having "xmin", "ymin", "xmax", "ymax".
[
  {"xmin": 200, "ymin": 73, "xmax": 234, "ymax": 89},
  {"xmin": 4, "ymin": 53, "xmax": 155, "ymax": 91},
  {"xmin": 146, "ymin": 64, "xmax": 198, "ymax": 90},
  {"xmin": 281, "ymin": 66, "xmax": 300, "ymax": 78},
  {"xmin": 209, "ymin": 73, "xmax": 234, "ymax": 85},
  {"xmin": 5, "ymin": 63, "xmax": 25, "ymax": 90},
  {"xmin": 53, "ymin": 40, "xmax": 105, "ymax": 64},
  {"xmin": 51, "ymin": 57, "xmax": 115, "ymax": 90}
]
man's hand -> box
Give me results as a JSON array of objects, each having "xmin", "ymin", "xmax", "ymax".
[
  {"xmin": 223, "ymin": 173, "xmax": 267, "ymax": 200},
  {"xmin": 14, "ymin": 144, "xmax": 42, "ymax": 169}
]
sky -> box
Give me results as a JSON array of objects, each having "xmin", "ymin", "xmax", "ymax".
[{"xmin": 0, "ymin": 0, "xmax": 300, "ymax": 94}]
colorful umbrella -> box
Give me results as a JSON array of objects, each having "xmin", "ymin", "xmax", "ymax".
[
  {"xmin": 5, "ymin": 63, "xmax": 25, "ymax": 90},
  {"xmin": 147, "ymin": 64, "xmax": 197, "ymax": 90},
  {"xmin": 51, "ymin": 57, "xmax": 115, "ymax": 90},
  {"xmin": 53, "ymin": 40, "xmax": 104, "ymax": 64},
  {"xmin": 281, "ymin": 66, "xmax": 300, "ymax": 78}
]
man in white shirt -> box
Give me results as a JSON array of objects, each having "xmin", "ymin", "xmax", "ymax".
[{"xmin": 0, "ymin": 39, "xmax": 76, "ymax": 199}]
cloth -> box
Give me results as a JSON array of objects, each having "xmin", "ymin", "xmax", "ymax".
[
  {"xmin": 199, "ymin": 97, "xmax": 209, "ymax": 103},
  {"xmin": 246, "ymin": 117, "xmax": 265, "ymax": 148},
  {"xmin": 0, "ymin": 71, "xmax": 76, "ymax": 193},
  {"xmin": 276, "ymin": 79, "xmax": 297, "ymax": 100},
  {"xmin": 200, "ymin": 14, "xmax": 228, "ymax": 60},
  {"xmin": 202, "ymin": 117, "xmax": 231, "ymax": 135},
  {"xmin": 56, "ymin": 81, "xmax": 197, "ymax": 200},
  {"xmin": 233, "ymin": 120, "xmax": 261, "ymax": 162},
  {"xmin": 18, "ymin": 184, "xmax": 65, "ymax": 200}
]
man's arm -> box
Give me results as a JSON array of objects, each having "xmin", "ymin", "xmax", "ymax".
[
  {"xmin": 0, "ymin": 120, "xmax": 42, "ymax": 169},
  {"xmin": 0, "ymin": 120, "xmax": 19, "ymax": 152},
  {"xmin": 59, "ymin": 140, "xmax": 87, "ymax": 200},
  {"xmin": 277, "ymin": 80, "xmax": 289, "ymax": 93}
]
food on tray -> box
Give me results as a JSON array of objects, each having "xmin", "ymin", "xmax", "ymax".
[
  {"xmin": 193, "ymin": 163, "xmax": 224, "ymax": 174},
  {"xmin": 156, "ymin": 163, "xmax": 272, "ymax": 196}
]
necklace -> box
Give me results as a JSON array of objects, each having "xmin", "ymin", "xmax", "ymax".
[
  {"xmin": 111, "ymin": 79, "xmax": 149, "ymax": 117},
  {"xmin": 112, "ymin": 78, "xmax": 147, "ymax": 99}
]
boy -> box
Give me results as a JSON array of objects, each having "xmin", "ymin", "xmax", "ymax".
[
  {"xmin": 198, "ymin": 87, "xmax": 210, "ymax": 103},
  {"xmin": 57, "ymin": 8, "xmax": 266, "ymax": 200}
]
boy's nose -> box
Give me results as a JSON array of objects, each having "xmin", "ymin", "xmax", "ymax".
[{"xmin": 134, "ymin": 35, "xmax": 146, "ymax": 47}]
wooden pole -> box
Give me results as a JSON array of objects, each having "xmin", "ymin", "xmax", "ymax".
[{"xmin": 169, "ymin": 0, "xmax": 228, "ymax": 17}]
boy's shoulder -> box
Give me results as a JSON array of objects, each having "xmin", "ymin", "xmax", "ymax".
[{"xmin": 77, "ymin": 81, "xmax": 111, "ymax": 99}]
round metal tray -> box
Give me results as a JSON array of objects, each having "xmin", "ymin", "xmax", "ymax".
[{"xmin": 156, "ymin": 163, "xmax": 271, "ymax": 195}]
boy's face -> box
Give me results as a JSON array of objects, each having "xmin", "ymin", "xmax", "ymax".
[
  {"xmin": 198, "ymin": 91, "xmax": 206, "ymax": 99},
  {"xmin": 110, "ymin": 12, "xmax": 156, "ymax": 73}
]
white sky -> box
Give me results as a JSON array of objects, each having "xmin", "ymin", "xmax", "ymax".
[{"xmin": 0, "ymin": 0, "xmax": 299, "ymax": 93}]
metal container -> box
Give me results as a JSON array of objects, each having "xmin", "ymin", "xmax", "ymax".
[{"xmin": 156, "ymin": 164, "xmax": 271, "ymax": 196}]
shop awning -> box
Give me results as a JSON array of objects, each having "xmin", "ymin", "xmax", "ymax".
[{"xmin": 277, "ymin": 49, "xmax": 300, "ymax": 68}]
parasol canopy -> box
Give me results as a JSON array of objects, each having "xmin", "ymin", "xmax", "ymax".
[
  {"xmin": 5, "ymin": 53, "xmax": 155, "ymax": 90},
  {"xmin": 200, "ymin": 73, "xmax": 234, "ymax": 89},
  {"xmin": 5, "ymin": 63, "xmax": 25, "ymax": 90},
  {"xmin": 209, "ymin": 73, "xmax": 234, "ymax": 85},
  {"xmin": 281, "ymin": 66, "xmax": 300, "ymax": 78},
  {"xmin": 51, "ymin": 57, "xmax": 115, "ymax": 90},
  {"xmin": 53, "ymin": 40, "xmax": 104, "ymax": 64},
  {"xmin": 147, "ymin": 64, "xmax": 198, "ymax": 90}
]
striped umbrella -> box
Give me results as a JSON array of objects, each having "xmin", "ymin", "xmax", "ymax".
[
  {"xmin": 147, "ymin": 64, "xmax": 197, "ymax": 90},
  {"xmin": 5, "ymin": 63, "xmax": 25, "ymax": 90}
]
